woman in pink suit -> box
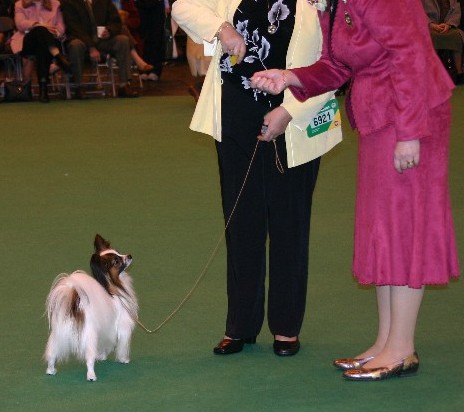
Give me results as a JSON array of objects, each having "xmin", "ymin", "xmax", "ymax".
[{"xmin": 251, "ymin": 0, "xmax": 460, "ymax": 380}]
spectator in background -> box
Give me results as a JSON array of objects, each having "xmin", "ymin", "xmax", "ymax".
[
  {"xmin": 422, "ymin": 0, "xmax": 464, "ymax": 83},
  {"xmin": 112, "ymin": 0, "xmax": 154, "ymax": 75},
  {"xmin": 0, "ymin": 0, "xmax": 14, "ymax": 53},
  {"xmin": 60, "ymin": 0, "xmax": 138, "ymax": 99},
  {"xmin": 185, "ymin": 35, "xmax": 211, "ymax": 102},
  {"xmin": 10, "ymin": 0, "xmax": 71, "ymax": 103},
  {"xmin": 135, "ymin": 0, "xmax": 170, "ymax": 81}
]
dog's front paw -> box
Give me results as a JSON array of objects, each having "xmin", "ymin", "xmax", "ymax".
[
  {"xmin": 116, "ymin": 357, "xmax": 130, "ymax": 364},
  {"xmin": 87, "ymin": 371, "xmax": 97, "ymax": 382},
  {"xmin": 46, "ymin": 367, "xmax": 57, "ymax": 376}
]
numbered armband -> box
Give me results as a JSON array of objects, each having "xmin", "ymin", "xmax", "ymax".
[{"xmin": 307, "ymin": 99, "xmax": 341, "ymax": 138}]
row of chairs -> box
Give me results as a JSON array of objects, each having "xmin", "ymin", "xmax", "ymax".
[{"xmin": 0, "ymin": 16, "xmax": 142, "ymax": 100}]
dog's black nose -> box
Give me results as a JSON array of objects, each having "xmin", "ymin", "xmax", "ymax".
[{"xmin": 127, "ymin": 255, "xmax": 132, "ymax": 260}]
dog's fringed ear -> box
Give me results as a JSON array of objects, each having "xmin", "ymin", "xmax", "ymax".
[
  {"xmin": 90, "ymin": 253, "xmax": 111, "ymax": 295},
  {"xmin": 94, "ymin": 234, "xmax": 111, "ymax": 253}
]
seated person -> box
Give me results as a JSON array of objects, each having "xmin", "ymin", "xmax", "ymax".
[
  {"xmin": 0, "ymin": 0, "xmax": 13, "ymax": 52},
  {"xmin": 10, "ymin": 0, "xmax": 72, "ymax": 103},
  {"xmin": 112, "ymin": 0, "xmax": 154, "ymax": 74},
  {"xmin": 422, "ymin": 0, "xmax": 464, "ymax": 83},
  {"xmin": 60, "ymin": 0, "xmax": 138, "ymax": 98}
]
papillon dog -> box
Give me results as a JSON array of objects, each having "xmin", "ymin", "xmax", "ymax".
[{"xmin": 44, "ymin": 234, "xmax": 138, "ymax": 381}]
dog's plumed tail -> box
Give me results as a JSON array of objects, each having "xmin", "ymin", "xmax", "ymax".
[{"xmin": 44, "ymin": 272, "xmax": 89, "ymax": 362}]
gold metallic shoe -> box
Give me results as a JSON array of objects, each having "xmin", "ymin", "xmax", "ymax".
[
  {"xmin": 343, "ymin": 352, "xmax": 420, "ymax": 381},
  {"xmin": 333, "ymin": 356, "xmax": 375, "ymax": 371}
]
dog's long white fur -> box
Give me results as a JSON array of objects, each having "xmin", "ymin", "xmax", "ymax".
[{"xmin": 44, "ymin": 270, "xmax": 138, "ymax": 381}]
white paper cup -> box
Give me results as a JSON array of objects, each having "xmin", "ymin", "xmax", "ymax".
[{"xmin": 97, "ymin": 26, "xmax": 106, "ymax": 38}]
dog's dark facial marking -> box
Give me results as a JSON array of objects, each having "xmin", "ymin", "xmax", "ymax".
[{"xmin": 90, "ymin": 235, "xmax": 131, "ymax": 295}]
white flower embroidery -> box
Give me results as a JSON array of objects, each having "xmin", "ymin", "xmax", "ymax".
[
  {"xmin": 236, "ymin": 20, "xmax": 250, "ymax": 44},
  {"xmin": 268, "ymin": 0, "xmax": 290, "ymax": 31},
  {"xmin": 220, "ymin": 1, "xmax": 291, "ymax": 103}
]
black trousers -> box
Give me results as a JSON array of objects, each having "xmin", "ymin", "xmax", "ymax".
[
  {"xmin": 21, "ymin": 26, "xmax": 60, "ymax": 83},
  {"xmin": 218, "ymin": 84, "xmax": 320, "ymax": 339},
  {"xmin": 137, "ymin": 2, "xmax": 165, "ymax": 77}
]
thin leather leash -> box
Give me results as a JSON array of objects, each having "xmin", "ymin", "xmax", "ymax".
[{"xmin": 120, "ymin": 140, "xmax": 284, "ymax": 334}]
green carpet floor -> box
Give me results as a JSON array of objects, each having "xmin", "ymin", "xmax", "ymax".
[{"xmin": 0, "ymin": 89, "xmax": 463, "ymax": 412}]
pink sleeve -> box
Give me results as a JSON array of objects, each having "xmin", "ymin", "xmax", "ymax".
[{"xmin": 288, "ymin": 11, "xmax": 351, "ymax": 102}]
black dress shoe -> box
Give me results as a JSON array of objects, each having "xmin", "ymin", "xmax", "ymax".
[
  {"xmin": 213, "ymin": 336, "xmax": 256, "ymax": 355},
  {"xmin": 54, "ymin": 53, "xmax": 72, "ymax": 73},
  {"xmin": 273, "ymin": 338, "xmax": 300, "ymax": 356},
  {"xmin": 118, "ymin": 84, "xmax": 138, "ymax": 98}
]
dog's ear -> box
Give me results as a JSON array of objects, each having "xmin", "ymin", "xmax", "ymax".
[
  {"xmin": 94, "ymin": 234, "xmax": 111, "ymax": 253},
  {"xmin": 90, "ymin": 253, "xmax": 111, "ymax": 294}
]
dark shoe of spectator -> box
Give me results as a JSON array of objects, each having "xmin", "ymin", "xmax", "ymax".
[
  {"xmin": 54, "ymin": 53, "xmax": 72, "ymax": 74},
  {"xmin": 118, "ymin": 84, "xmax": 138, "ymax": 98},
  {"xmin": 74, "ymin": 86, "xmax": 87, "ymax": 100},
  {"xmin": 39, "ymin": 82, "xmax": 50, "ymax": 103}
]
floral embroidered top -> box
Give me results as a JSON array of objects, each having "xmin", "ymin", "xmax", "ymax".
[{"xmin": 220, "ymin": 0, "xmax": 296, "ymax": 108}]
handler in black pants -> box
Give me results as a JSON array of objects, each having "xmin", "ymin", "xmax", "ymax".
[
  {"xmin": 172, "ymin": 0, "xmax": 340, "ymax": 357},
  {"xmin": 215, "ymin": 79, "xmax": 320, "ymax": 356}
]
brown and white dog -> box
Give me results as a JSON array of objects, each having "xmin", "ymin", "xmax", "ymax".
[{"xmin": 44, "ymin": 234, "xmax": 138, "ymax": 381}]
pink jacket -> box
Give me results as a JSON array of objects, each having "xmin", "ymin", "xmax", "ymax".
[
  {"xmin": 11, "ymin": 0, "xmax": 65, "ymax": 54},
  {"xmin": 290, "ymin": 0, "xmax": 454, "ymax": 140}
]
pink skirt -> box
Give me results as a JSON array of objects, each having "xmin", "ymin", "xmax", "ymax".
[{"xmin": 352, "ymin": 101, "xmax": 460, "ymax": 288}]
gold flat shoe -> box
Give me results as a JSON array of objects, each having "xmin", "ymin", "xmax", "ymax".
[
  {"xmin": 343, "ymin": 352, "xmax": 419, "ymax": 381},
  {"xmin": 333, "ymin": 356, "xmax": 375, "ymax": 371}
]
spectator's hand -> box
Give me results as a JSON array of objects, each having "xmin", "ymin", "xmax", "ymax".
[
  {"xmin": 394, "ymin": 140, "xmax": 420, "ymax": 173},
  {"xmin": 258, "ymin": 106, "xmax": 292, "ymax": 142},
  {"xmin": 89, "ymin": 47, "xmax": 101, "ymax": 63},
  {"xmin": 218, "ymin": 23, "xmax": 246, "ymax": 64},
  {"xmin": 441, "ymin": 23, "xmax": 451, "ymax": 33},
  {"xmin": 431, "ymin": 23, "xmax": 451, "ymax": 33}
]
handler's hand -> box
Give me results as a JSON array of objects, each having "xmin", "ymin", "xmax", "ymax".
[
  {"xmin": 218, "ymin": 23, "xmax": 246, "ymax": 64},
  {"xmin": 258, "ymin": 107, "xmax": 292, "ymax": 142},
  {"xmin": 394, "ymin": 140, "xmax": 420, "ymax": 173}
]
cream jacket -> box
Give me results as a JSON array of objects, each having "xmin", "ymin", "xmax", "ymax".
[{"xmin": 172, "ymin": 0, "xmax": 342, "ymax": 167}]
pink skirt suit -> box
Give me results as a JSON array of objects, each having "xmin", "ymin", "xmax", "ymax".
[{"xmin": 289, "ymin": 0, "xmax": 460, "ymax": 287}]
